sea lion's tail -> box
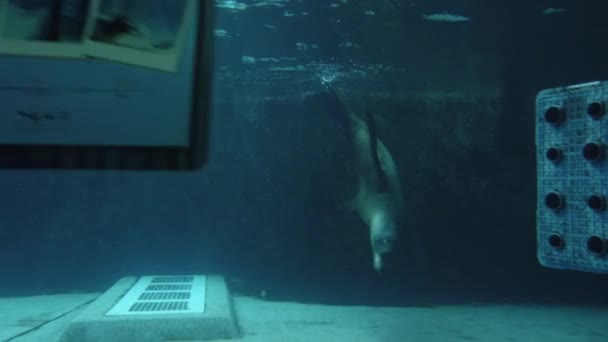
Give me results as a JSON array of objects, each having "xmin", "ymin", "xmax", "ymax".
[
  {"xmin": 307, "ymin": 81, "xmax": 389, "ymax": 192},
  {"xmin": 365, "ymin": 109, "xmax": 389, "ymax": 193},
  {"xmin": 320, "ymin": 80, "xmax": 350, "ymax": 123},
  {"xmin": 304, "ymin": 80, "xmax": 353, "ymax": 137}
]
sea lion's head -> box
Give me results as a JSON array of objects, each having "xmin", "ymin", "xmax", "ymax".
[{"xmin": 370, "ymin": 211, "xmax": 398, "ymax": 273}]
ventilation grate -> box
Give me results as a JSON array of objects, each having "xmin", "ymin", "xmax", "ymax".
[
  {"xmin": 151, "ymin": 276, "xmax": 194, "ymax": 283},
  {"xmin": 138, "ymin": 291, "xmax": 190, "ymax": 301},
  {"xmin": 145, "ymin": 284, "xmax": 192, "ymax": 291},
  {"xmin": 130, "ymin": 301, "xmax": 189, "ymax": 312},
  {"xmin": 106, "ymin": 275, "xmax": 206, "ymax": 316}
]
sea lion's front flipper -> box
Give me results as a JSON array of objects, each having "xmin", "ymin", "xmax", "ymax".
[{"xmin": 365, "ymin": 109, "xmax": 389, "ymax": 193}]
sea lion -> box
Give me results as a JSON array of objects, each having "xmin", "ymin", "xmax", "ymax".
[{"xmin": 311, "ymin": 80, "xmax": 405, "ymax": 273}]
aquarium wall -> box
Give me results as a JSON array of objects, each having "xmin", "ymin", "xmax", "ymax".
[{"xmin": 1, "ymin": 0, "xmax": 608, "ymax": 305}]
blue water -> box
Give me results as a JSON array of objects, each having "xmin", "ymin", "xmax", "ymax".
[{"xmin": 1, "ymin": 0, "xmax": 607, "ymax": 308}]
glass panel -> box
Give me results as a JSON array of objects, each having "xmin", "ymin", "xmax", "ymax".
[{"xmin": 1, "ymin": 1, "xmax": 607, "ymax": 341}]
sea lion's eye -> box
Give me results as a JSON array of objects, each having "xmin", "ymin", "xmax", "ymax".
[{"xmin": 374, "ymin": 238, "xmax": 393, "ymax": 250}]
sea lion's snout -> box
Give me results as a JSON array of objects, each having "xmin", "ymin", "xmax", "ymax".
[
  {"xmin": 370, "ymin": 212, "xmax": 398, "ymax": 273},
  {"xmin": 372, "ymin": 237, "xmax": 396, "ymax": 273},
  {"xmin": 373, "ymin": 250, "xmax": 395, "ymax": 273}
]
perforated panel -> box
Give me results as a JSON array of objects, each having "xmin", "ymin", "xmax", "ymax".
[
  {"xmin": 107, "ymin": 275, "xmax": 206, "ymax": 316},
  {"xmin": 536, "ymin": 81, "xmax": 608, "ymax": 273}
]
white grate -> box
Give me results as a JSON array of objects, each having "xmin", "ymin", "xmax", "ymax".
[{"xmin": 106, "ymin": 275, "xmax": 206, "ymax": 316}]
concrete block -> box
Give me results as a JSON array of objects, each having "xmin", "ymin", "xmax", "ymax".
[{"xmin": 59, "ymin": 275, "xmax": 240, "ymax": 342}]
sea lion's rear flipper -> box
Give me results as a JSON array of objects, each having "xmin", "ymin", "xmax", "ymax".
[
  {"xmin": 321, "ymin": 81, "xmax": 351, "ymax": 129},
  {"xmin": 365, "ymin": 109, "xmax": 389, "ymax": 193},
  {"xmin": 303, "ymin": 80, "xmax": 353, "ymax": 138}
]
